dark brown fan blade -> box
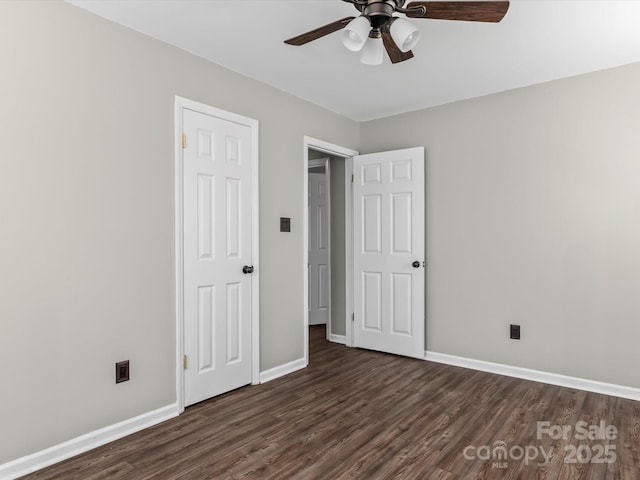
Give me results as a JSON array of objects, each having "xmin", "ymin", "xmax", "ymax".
[
  {"xmin": 381, "ymin": 32, "xmax": 414, "ymax": 64},
  {"xmin": 284, "ymin": 17, "xmax": 355, "ymax": 46},
  {"xmin": 406, "ymin": 1, "xmax": 509, "ymax": 22}
]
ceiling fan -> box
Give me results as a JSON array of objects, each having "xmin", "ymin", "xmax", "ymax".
[{"xmin": 284, "ymin": 1, "xmax": 509, "ymax": 65}]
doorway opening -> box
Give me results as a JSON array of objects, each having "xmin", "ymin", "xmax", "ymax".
[
  {"xmin": 307, "ymin": 155, "xmax": 330, "ymax": 329},
  {"xmin": 303, "ymin": 137, "xmax": 358, "ymax": 366}
]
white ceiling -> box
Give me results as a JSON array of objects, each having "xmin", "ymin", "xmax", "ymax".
[{"xmin": 67, "ymin": 0, "xmax": 640, "ymax": 121}]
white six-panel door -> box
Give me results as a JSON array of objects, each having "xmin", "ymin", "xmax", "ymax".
[
  {"xmin": 308, "ymin": 170, "xmax": 329, "ymax": 325},
  {"xmin": 182, "ymin": 108, "xmax": 253, "ymax": 406},
  {"xmin": 353, "ymin": 147, "xmax": 425, "ymax": 359}
]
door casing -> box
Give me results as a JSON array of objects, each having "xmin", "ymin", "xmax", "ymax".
[{"xmin": 175, "ymin": 96, "xmax": 260, "ymax": 412}]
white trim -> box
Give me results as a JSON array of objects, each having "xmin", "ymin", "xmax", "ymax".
[
  {"xmin": 250, "ymin": 107, "xmax": 260, "ymax": 386},
  {"xmin": 174, "ymin": 97, "xmax": 186, "ymax": 412},
  {"xmin": 259, "ymin": 358, "xmax": 307, "ymax": 384},
  {"xmin": 0, "ymin": 404, "xmax": 180, "ymax": 480},
  {"xmin": 308, "ymin": 158, "xmax": 327, "ymax": 169},
  {"xmin": 425, "ymin": 351, "xmax": 640, "ymax": 402},
  {"xmin": 328, "ymin": 334, "xmax": 346, "ymax": 345},
  {"xmin": 344, "ymin": 156, "xmax": 354, "ymax": 348},
  {"xmin": 303, "ymin": 148, "xmax": 309, "ymax": 364},
  {"xmin": 303, "ymin": 137, "xmax": 358, "ymax": 364},
  {"xmin": 174, "ymin": 96, "xmax": 260, "ymax": 411},
  {"xmin": 304, "ymin": 137, "xmax": 359, "ymax": 159}
]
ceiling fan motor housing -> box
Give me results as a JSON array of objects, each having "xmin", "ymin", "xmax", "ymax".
[
  {"xmin": 360, "ymin": 0, "xmax": 405, "ymax": 29},
  {"xmin": 364, "ymin": 0, "xmax": 403, "ymax": 16}
]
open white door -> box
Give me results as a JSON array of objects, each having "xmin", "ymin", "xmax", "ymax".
[
  {"xmin": 353, "ymin": 147, "xmax": 425, "ymax": 359},
  {"xmin": 308, "ymin": 160, "xmax": 330, "ymax": 326},
  {"xmin": 182, "ymin": 107, "xmax": 254, "ymax": 406}
]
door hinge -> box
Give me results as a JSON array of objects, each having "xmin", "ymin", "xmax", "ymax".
[
  {"xmin": 181, "ymin": 133, "xmax": 187, "ymax": 149},
  {"xmin": 351, "ymin": 174, "xmax": 354, "ymax": 183},
  {"xmin": 352, "ymin": 313, "xmax": 355, "ymax": 322},
  {"xmin": 183, "ymin": 354, "xmax": 188, "ymax": 370}
]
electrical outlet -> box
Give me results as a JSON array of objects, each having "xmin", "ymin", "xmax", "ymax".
[
  {"xmin": 510, "ymin": 324, "xmax": 521, "ymax": 340},
  {"xmin": 116, "ymin": 360, "xmax": 130, "ymax": 383}
]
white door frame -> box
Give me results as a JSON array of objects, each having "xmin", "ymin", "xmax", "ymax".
[
  {"xmin": 308, "ymin": 157, "xmax": 331, "ymax": 333},
  {"xmin": 303, "ymin": 137, "xmax": 358, "ymax": 365},
  {"xmin": 175, "ymin": 96, "xmax": 260, "ymax": 412}
]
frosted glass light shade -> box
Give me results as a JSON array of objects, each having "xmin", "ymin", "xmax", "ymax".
[
  {"xmin": 360, "ymin": 36, "xmax": 384, "ymax": 65},
  {"xmin": 341, "ymin": 16, "xmax": 371, "ymax": 52},
  {"xmin": 390, "ymin": 17, "xmax": 421, "ymax": 52}
]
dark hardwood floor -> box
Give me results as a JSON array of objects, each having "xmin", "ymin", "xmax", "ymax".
[{"xmin": 22, "ymin": 326, "xmax": 640, "ymax": 479}]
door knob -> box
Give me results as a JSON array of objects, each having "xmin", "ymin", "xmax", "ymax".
[
  {"xmin": 412, "ymin": 261, "xmax": 421, "ymax": 268},
  {"xmin": 242, "ymin": 265, "xmax": 254, "ymax": 274}
]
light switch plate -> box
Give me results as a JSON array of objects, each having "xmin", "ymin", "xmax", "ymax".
[{"xmin": 116, "ymin": 360, "xmax": 130, "ymax": 383}]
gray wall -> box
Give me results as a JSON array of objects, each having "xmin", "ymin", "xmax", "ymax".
[
  {"xmin": 360, "ymin": 62, "xmax": 640, "ymax": 388},
  {"xmin": 0, "ymin": 1, "xmax": 358, "ymax": 463}
]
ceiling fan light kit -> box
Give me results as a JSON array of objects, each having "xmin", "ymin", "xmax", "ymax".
[
  {"xmin": 389, "ymin": 17, "xmax": 422, "ymax": 53},
  {"xmin": 285, "ymin": 1, "xmax": 510, "ymax": 65},
  {"xmin": 341, "ymin": 15, "xmax": 371, "ymax": 51},
  {"xmin": 360, "ymin": 30, "xmax": 385, "ymax": 65}
]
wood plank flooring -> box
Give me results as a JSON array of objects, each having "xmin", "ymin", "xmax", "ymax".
[{"xmin": 22, "ymin": 326, "xmax": 640, "ymax": 479}]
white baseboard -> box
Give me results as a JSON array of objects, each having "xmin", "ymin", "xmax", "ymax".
[
  {"xmin": 328, "ymin": 334, "xmax": 346, "ymax": 345},
  {"xmin": 260, "ymin": 357, "xmax": 307, "ymax": 383},
  {"xmin": 0, "ymin": 403, "xmax": 180, "ymax": 480},
  {"xmin": 425, "ymin": 351, "xmax": 640, "ymax": 402}
]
